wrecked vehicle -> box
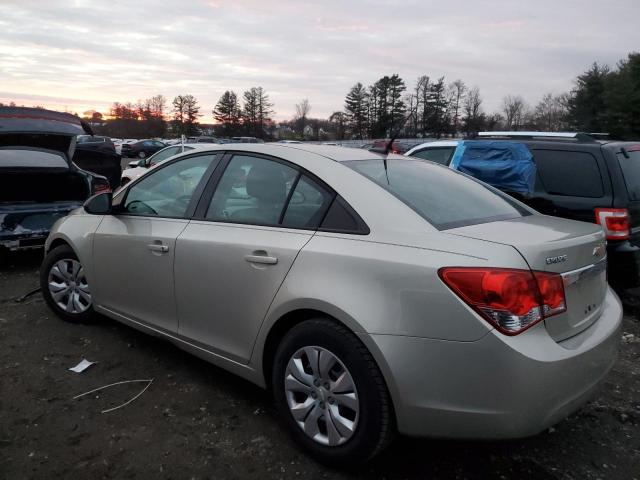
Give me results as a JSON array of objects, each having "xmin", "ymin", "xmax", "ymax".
[{"xmin": 0, "ymin": 107, "xmax": 111, "ymax": 252}]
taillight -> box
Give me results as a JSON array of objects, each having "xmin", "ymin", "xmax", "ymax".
[
  {"xmin": 595, "ymin": 208, "xmax": 629, "ymax": 240},
  {"xmin": 439, "ymin": 267, "xmax": 566, "ymax": 336},
  {"xmin": 93, "ymin": 181, "xmax": 111, "ymax": 194}
]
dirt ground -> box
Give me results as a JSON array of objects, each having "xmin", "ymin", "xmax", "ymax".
[{"xmin": 1, "ymin": 250, "xmax": 639, "ymax": 480}]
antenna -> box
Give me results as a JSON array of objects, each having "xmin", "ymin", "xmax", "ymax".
[{"xmin": 370, "ymin": 104, "xmax": 417, "ymax": 183}]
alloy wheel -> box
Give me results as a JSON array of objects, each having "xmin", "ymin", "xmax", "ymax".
[
  {"xmin": 47, "ymin": 259, "xmax": 92, "ymax": 314},
  {"xmin": 284, "ymin": 346, "xmax": 359, "ymax": 446}
]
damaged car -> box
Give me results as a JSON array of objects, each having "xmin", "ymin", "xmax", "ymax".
[{"xmin": 0, "ymin": 107, "xmax": 111, "ymax": 252}]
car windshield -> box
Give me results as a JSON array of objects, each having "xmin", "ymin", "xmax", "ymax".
[
  {"xmin": 617, "ymin": 146, "xmax": 640, "ymax": 200},
  {"xmin": 345, "ymin": 158, "xmax": 531, "ymax": 230}
]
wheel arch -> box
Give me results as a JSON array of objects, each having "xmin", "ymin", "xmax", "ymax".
[{"xmin": 256, "ymin": 303, "xmax": 401, "ymax": 425}]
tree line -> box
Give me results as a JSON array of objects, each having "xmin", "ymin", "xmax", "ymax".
[
  {"xmin": 6, "ymin": 51, "xmax": 637, "ymax": 141},
  {"xmin": 318, "ymin": 51, "xmax": 640, "ymax": 140}
]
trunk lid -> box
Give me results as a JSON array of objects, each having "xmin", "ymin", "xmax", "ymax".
[
  {"xmin": 446, "ymin": 214, "xmax": 607, "ymax": 342},
  {"xmin": 0, "ymin": 106, "xmax": 93, "ymax": 160}
]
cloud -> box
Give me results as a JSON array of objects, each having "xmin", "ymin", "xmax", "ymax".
[{"xmin": 0, "ymin": 0, "xmax": 638, "ymax": 121}]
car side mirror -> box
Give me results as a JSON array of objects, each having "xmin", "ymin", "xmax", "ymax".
[{"xmin": 83, "ymin": 192, "xmax": 112, "ymax": 214}]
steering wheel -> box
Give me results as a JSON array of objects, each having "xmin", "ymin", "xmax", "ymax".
[{"xmin": 126, "ymin": 200, "xmax": 158, "ymax": 215}]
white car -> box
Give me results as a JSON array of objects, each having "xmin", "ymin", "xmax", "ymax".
[
  {"xmin": 404, "ymin": 140, "xmax": 460, "ymax": 165},
  {"xmin": 121, "ymin": 144, "xmax": 204, "ymax": 186}
]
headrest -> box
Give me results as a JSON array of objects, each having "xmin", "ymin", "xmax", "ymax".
[{"xmin": 246, "ymin": 163, "xmax": 287, "ymax": 203}]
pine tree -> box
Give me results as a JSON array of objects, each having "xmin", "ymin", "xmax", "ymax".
[
  {"xmin": 344, "ymin": 83, "xmax": 369, "ymax": 139},
  {"xmin": 213, "ymin": 90, "xmax": 241, "ymax": 137}
]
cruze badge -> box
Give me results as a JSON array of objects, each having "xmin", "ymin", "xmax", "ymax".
[
  {"xmin": 592, "ymin": 244, "xmax": 605, "ymax": 257},
  {"xmin": 546, "ymin": 255, "xmax": 568, "ymax": 265}
]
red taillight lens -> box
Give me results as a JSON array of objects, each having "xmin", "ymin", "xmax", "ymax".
[
  {"xmin": 595, "ymin": 208, "xmax": 630, "ymax": 240},
  {"xmin": 93, "ymin": 182, "xmax": 111, "ymax": 194},
  {"xmin": 439, "ymin": 267, "xmax": 566, "ymax": 336}
]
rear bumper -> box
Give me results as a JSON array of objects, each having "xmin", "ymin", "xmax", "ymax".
[
  {"xmin": 365, "ymin": 287, "xmax": 622, "ymax": 439},
  {"xmin": 0, "ymin": 202, "xmax": 82, "ymax": 250}
]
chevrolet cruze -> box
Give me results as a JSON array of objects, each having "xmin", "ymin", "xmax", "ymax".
[{"xmin": 40, "ymin": 144, "xmax": 622, "ymax": 464}]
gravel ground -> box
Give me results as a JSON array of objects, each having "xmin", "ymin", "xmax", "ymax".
[{"xmin": 1, "ymin": 250, "xmax": 639, "ymax": 480}]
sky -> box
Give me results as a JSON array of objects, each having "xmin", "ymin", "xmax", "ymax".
[{"xmin": 1, "ymin": 0, "xmax": 639, "ymax": 122}]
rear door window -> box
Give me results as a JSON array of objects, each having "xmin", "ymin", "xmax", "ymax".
[
  {"xmin": 617, "ymin": 147, "xmax": 640, "ymax": 200},
  {"xmin": 409, "ymin": 147, "xmax": 455, "ymax": 166},
  {"xmin": 533, "ymin": 150, "xmax": 604, "ymax": 198},
  {"xmin": 206, "ymin": 155, "xmax": 298, "ymax": 226},
  {"xmin": 281, "ymin": 175, "xmax": 334, "ymax": 229}
]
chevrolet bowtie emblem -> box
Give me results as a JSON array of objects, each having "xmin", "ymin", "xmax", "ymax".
[{"xmin": 593, "ymin": 244, "xmax": 605, "ymax": 257}]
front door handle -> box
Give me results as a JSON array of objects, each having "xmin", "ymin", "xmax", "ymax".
[
  {"xmin": 147, "ymin": 243, "xmax": 169, "ymax": 253},
  {"xmin": 244, "ymin": 252, "xmax": 278, "ymax": 265}
]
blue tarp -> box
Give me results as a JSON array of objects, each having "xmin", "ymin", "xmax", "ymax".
[{"xmin": 450, "ymin": 141, "xmax": 536, "ymax": 196}]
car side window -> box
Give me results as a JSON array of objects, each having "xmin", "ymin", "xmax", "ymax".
[
  {"xmin": 533, "ymin": 150, "xmax": 604, "ymax": 198},
  {"xmin": 281, "ymin": 175, "xmax": 334, "ymax": 229},
  {"xmin": 206, "ymin": 155, "xmax": 298, "ymax": 226},
  {"xmin": 150, "ymin": 147, "xmax": 179, "ymax": 164},
  {"xmin": 123, "ymin": 154, "xmax": 217, "ymax": 218},
  {"xmin": 410, "ymin": 147, "xmax": 455, "ymax": 166}
]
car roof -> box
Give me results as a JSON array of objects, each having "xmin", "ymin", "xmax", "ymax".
[
  {"xmin": 173, "ymin": 142, "xmax": 386, "ymax": 162},
  {"xmin": 405, "ymin": 140, "xmax": 460, "ymax": 155}
]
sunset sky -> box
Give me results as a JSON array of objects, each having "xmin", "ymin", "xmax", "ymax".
[{"xmin": 1, "ymin": 0, "xmax": 639, "ymax": 121}]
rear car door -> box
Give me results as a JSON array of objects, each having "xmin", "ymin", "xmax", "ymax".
[
  {"xmin": 174, "ymin": 153, "xmax": 334, "ymax": 363},
  {"xmin": 92, "ymin": 153, "xmax": 219, "ymax": 332}
]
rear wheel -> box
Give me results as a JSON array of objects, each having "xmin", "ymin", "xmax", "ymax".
[
  {"xmin": 272, "ymin": 318, "xmax": 394, "ymax": 465},
  {"xmin": 40, "ymin": 245, "xmax": 95, "ymax": 322}
]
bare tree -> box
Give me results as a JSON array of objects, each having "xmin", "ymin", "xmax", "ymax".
[
  {"xmin": 502, "ymin": 94, "xmax": 527, "ymax": 130},
  {"xmin": 534, "ymin": 93, "xmax": 569, "ymax": 131},
  {"xmin": 448, "ymin": 80, "xmax": 466, "ymax": 136},
  {"xmin": 294, "ymin": 99, "xmax": 311, "ymax": 138},
  {"xmin": 462, "ymin": 86, "xmax": 485, "ymax": 135}
]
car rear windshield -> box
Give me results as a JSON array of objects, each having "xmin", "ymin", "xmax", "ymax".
[
  {"xmin": 345, "ymin": 158, "xmax": 531, "ymax": 230},
  {"xmin": 0, "ymin": 148, "xmax": 68, "ymax": 169},
  {"xmin": 617, "ymin": 147, "xmax": 640, "ymax": 200}
]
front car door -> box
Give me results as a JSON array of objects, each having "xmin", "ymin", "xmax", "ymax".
[
  {"xmin": 92, "ymin": 153, "xmax": 219, "ymax": 333},
  {"xmin": 174, "ymin": 153, "xmax": 334, "ymax": 362}
]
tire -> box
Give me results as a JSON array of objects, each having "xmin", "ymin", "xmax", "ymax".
[
  {"xmin": 137, "ymin": 151, "xmax": 146, "ymax": 159},
  {"xmin": 272, "ymin": 318, "xmax": 395, "ymax": 465},
  {"xmin": 40, "ymin": 245, "xmax": 95, "ymax": 323}
]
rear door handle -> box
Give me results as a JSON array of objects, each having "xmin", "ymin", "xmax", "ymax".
[
  {"xmin": 147, "ymin": 243, "xmax": 169, "ymax": 253},
  {"xmin": 244, "ymin": 253, "xmax": 278, "ymax": 265}
]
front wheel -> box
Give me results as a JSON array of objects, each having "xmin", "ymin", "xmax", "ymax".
[
  {"xmin": 40, "ymin": 245, "xmax": 95, "ymax": 322},
  {"xmin": 272, "ymin": 318, "xmax": 395, "ymax": 465}
]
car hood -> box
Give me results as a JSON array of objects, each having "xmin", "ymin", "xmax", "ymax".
[{"xmin": 0, "ymin": 107, "xmax": 94, "ymax": 159}]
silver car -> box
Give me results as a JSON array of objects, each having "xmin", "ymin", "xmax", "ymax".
[{"xmin": 40, "ymin": 144, "xmax": 622, "ymax": 464}]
